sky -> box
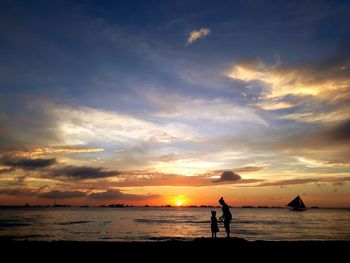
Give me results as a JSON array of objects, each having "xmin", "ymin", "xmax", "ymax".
[{"xmin": 0, "ymin": 0, "xmax": 349, "ymax": 207}]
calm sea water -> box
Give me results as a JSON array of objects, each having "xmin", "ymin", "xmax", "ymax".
[{"xmin": 0, "ymin": 207, "xmax": 349, "ymax": 241}]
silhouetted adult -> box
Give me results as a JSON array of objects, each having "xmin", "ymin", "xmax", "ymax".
[{"xmin": 218, "ymin": 197, "xmax": 232, "ymax": 238}]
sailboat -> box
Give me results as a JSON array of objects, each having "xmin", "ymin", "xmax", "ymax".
[{"xmin": 287, "ymin": 195, "xmax": 307, "ymax": 211}]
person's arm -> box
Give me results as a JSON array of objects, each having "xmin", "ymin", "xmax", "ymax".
[{"xmin": 219, "ymin": 205, "xmax": 227, "ymax": 221}]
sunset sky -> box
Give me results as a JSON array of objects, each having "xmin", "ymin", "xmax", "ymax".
[{"xmin": 0, "ymin": 0, "xmax": 349, "ymax": 207}]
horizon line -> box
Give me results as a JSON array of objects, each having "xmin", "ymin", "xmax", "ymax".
[{"xmin": 0, "ymin": 204, "xmax": 349, "ymax": 209}]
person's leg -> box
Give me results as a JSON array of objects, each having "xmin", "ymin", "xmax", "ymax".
[{"xmin": 224, "ymin": 221, "xmax": 230, "ymax": 238}]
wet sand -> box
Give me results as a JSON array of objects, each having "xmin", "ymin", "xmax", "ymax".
[{"xmin": 1, "ymin": 237, "xmax": 348, "ymax": 260}]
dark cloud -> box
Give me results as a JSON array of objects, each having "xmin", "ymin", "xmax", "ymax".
[
  {"xmin": 292, "ymin": 119, "xmax": 350, "ymax": 147},
  {"xmin": 0, "ymin": 156, "xmax": 56, "ymax": 170},
  {"xmin": 0, "ymin": 167, "xmax": 14, "ymax": 174},
  {"xmin": 0, "ymin": 99, "xmax": 63, "ymax": 150},
  {"xmin": 88, "ymin": 190, "xmax": 159, "ymax": 200},
  {"xmin": 203, "ymin": 167, "xmax": 264, "ymax": 176},
  {"xmin": 0, "ymin": 188, "xmax": 36, "ymax": 197},
  {"xmin": 38, "ymin": 190, "xmax": 86, "ymax": 199},
  {"xmin": 330, "ymin": 120, "xmax": 350, "ymax": 141},
  {"xmin": 89, "ymin": 190, "xmax": 124, "ymax": 200},
  {"xmin": 212, "ymin": 171, "xmax": 241, "ymax": 183},
  {"xmin": 265, "ymin": 120, "xmax": 350, "ymax": 164},
  {"xmin": 0, "ymin": 187, "xmax": 160, "ymax": 201},
  {"xmin": 49, "ymin": 166, "xmax": 119, "ymax": 180}
]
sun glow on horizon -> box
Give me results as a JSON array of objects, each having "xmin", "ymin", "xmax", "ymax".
[{"xmin": 171, "ymin": 195, "xmax": 188, "ymax": 207}]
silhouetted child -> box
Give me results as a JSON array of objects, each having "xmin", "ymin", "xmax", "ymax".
[{"xmin": 211, "ymin": 210, "xmax": 219, "ymax": 238}]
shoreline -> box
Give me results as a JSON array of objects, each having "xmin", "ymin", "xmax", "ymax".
[{"xmin": 2, "ymin": 237, "xmax": 349, "ymax": 259}]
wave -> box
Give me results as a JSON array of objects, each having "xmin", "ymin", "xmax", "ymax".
[
  {"xmin": 0, "ymin": 220, "xmax": 31, "ymax": 228},
  {"xmin": 135, "ymin": 218, "xmax": 209, "ymax": 224},
  {"xmin": 134, "ymin": 218, "xmax": 286, "ymax": 227},
  {"xmin": 147, "ymin": 236, "xmax": 190, "ymax": 241},
  {"xmin": 56, "ymin": 220, "xmax": 92, "ymax": 225},
  {"xmin": 234, "ymin": 219, "xmax": 284, "ymax": 225}
]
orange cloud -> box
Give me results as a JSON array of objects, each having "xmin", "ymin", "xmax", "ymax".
[
  {"xmin": 227, "ymin": 57, "xmax": 350, "ymax": 100},
  {"xmin": 226, "ymin": 52, "xmax": 350, "ymax": 124},
  {"xmin": 112, "ymin": 170, "xmax": 262, "ymax": 187},
  {"xmin": 253, "ymin": 176, "xmax": 350, "ymax": 187},
  {"xmin": 5, "ymin": 146, "xmax": 104, "ymax": 157}
]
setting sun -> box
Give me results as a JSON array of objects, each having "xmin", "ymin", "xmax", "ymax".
[{"xmin": 171, "ymin": 195, "xmax": 187, "ymax": 207}]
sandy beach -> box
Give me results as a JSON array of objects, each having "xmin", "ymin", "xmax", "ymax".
[{"xmin": 2, "ymin": 237, "xmax": 349, "ymax": 260}]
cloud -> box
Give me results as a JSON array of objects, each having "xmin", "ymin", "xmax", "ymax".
[
  {"xmin": 212, "ymin": 171, "xmax": 241, "ymax": 182},
  {"xmin": 0, "ymin": 188, "xmax": 36, "ymax": 197},
  {"xmin": 112, "ymin": 169, "xmax": 262, "ymax": 187},
  {"xmin": 255, "ymin": 176, "xmax": 350, "ymax": 187},
  {"xmin": 227, "ymin": 55, "xmax": 350, "ymax": 100},
  {"xmin": 204, "ymin": 120, "xmax": 350, "ymax": 171},
  {"xmin": 143, "ymin": 90, "xmax": 268, "ymax": 126},
  {"xmin": 1, "ymin": 100, "xmax": 196, "ymax": 153},
  {"xmin": 226, "ymin": 50, "xmax": 350, "ymax": 124},
  {"xmin": 186, "ymin": 28, "xmax": 210, "ymax": 45},
  {"xmin": 52, "ymin": 104, "xmax": 194, "ymax": 145},
  {"xmin": 1, "ymin": 98, "xmax": 268, "ymax": 175},
  {"xmin": 234, "ymin": 166, "xmax": 264, "ymax": 173},
  {"xmin": 0, "ymin": 156, "xmax": 56, "ymax": 170},
  {"xmin": 5, "ymin": 146, "xmax": 104, "ymax": 157},
  {"xmin": 2, "ymin": 157, "xmax": 263, "ymax": 187},
  {"xmin": 330, "ymin": 120, "xmax": 350, "ymax": 141},
  {"xmin": 257, "ymin": 178, "xmax": 319, "ymax": 187},
  {"xmin": 0, "ymin": 98, "xmax": 63, "ymax": 149},
  {"xmin": 255, "ymin": 101, "xmax": 295, "ymax": 110},
  {"xmin": 198, "ymin": 166, "xmax": 264, "ymax": 177},
  {"xmin": 38, "ymin": 190, "xmax": 86, "ymax": 199},
  {"xmin": 270, "ymin": 120, "xmax": 350, "ymax": 162},
  {"xmin": 88, "ymin": 189, "xmax": 159, "ymax": 200},
  {"xmin": 0, "ymin": 168, "xmax": 14, "ymax": 174},
  {"xmin": 48, "ymin": 165, "xmax": 119, "ymax": 180},
  {"xmin": 0, "ymin": 187, "xmax": 160, "ymax": 201},
  {"xmin": 282, "ymin": 108, "xmax": 350, "ymax": 124}
]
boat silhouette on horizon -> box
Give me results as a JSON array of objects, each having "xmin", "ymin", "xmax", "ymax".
[{"xmin": 287, "ymin": 195, "xmax": 307, "ymax": 211}]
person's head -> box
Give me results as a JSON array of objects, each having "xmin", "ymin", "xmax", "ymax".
[
  {"xmin": 219, "ymin": 197, "xmax": 225, "ymax": 205},
  {"xmin": 211, "ymin": 210, "xmax": 216, "ymax": 216}
]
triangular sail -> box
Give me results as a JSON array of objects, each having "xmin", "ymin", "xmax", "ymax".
[
  {"xmin": 299, "ymin": 197, "xmax": 306, "ymax": 208},
  {"xmin": 287, "ymin": 195, "xmax": 306, "ymax": 208}
]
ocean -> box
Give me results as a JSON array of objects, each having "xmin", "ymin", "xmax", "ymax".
[{"xmin": 0, "ymin": 207, "xmax": 349, "ymax": 241}]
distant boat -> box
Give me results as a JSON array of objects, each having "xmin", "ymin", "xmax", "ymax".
[{"xmin": 287, "ymin": 195, "xmax": 307, "ymax": 211}]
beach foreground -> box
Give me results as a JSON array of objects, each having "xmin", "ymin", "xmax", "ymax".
[{"xmin": 2, "ymin": 237, "xmax": 349, "ymax": 260}]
